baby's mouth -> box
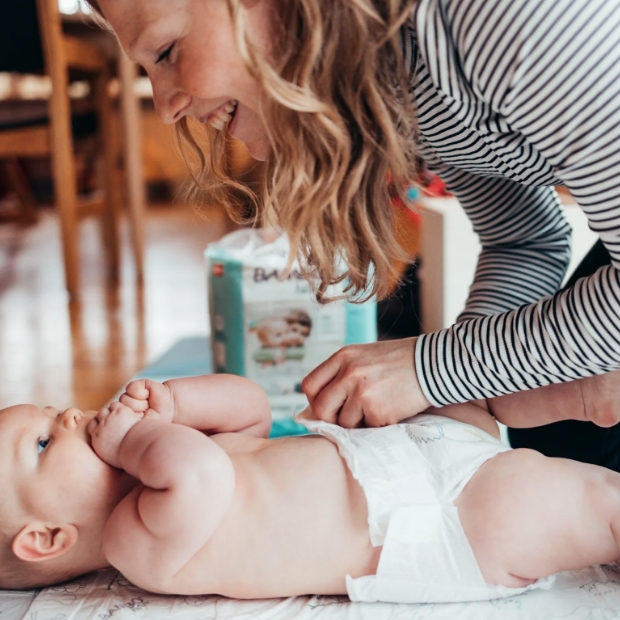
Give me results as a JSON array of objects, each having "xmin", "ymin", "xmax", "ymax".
[{"xmin": 205, "ymin": 100, "xmax": 238, "ymax": 131}]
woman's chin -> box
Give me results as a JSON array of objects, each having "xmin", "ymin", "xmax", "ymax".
[
  {"xmin": 234, "ymin": 129, "xmax": 270, "ymax": 161},
  {"xmin": 246, "ymin": 138, "xmax": 271, "ymax": 161},
  {"xmin": 229, "ymin": 107, "xmax": 270, "ymax": 161}
]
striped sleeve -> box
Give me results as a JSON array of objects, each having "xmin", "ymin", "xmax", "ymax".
[
  {"xmin": 413, "ymin": 0, "xmax": 620, "ymax": 405},
  {"xmin": 425, "ymin": 163, "xmax": 571, "ymax": 322}
]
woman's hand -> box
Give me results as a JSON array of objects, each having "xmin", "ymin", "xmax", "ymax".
[
  {"xmin": 301, "ymin": 337, "xmax": 431, "ymax": 428},
  {"xmin": 581, "ymin": 369, "xmax": 620, "ymax": 427}
]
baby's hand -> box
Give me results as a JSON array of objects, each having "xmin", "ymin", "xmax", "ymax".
[
  {"xmin": 119, "ymin": 379, "xmax": 175, "ymax": 423},
  {"xmin": 88, "ymin": 401, "xmax": 143, "ymax": 468}
]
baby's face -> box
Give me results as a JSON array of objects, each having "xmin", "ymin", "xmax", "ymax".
[
  {"xmin": 257, "ymin": 318, "xmax": 293, "ymax": 348},
  {"xmin": 287, "ymin": 322, "xmax": 310, "ymax": 344},
  {"xmin": 0, "ymin": 405, "xmax": 131, "ymax": 528},
  {"xmin": 257, "ymin": 319, "xmax": 308, "ymax": 348}
]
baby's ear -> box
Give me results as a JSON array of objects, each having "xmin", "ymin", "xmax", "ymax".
[{"xmin": 12, "ymin": 522, "xmax": 78, "ymax": 562}]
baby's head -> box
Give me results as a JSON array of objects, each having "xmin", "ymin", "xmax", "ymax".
[
  {"xmin": 0, "ymin": 404, "xmax": 135, "ymax": 589},
  {"xmin": 252, "ymin": 317, "xmax": 296, "ymax": 348},
  {"xmin": 253, "ymin": 313, "xmax": 313, "ymax": 348},
  {"xmin": 284, "ymin": 310, "xmax": 312, "ymax": 342}
]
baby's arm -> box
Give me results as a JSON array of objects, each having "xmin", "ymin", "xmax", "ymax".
[
  {"xmin": 89, "ymin": 402, "xmax": 235, "ymax": 591},
  {"xmin": 121, "ymin": 374, "xmax": 271, "ymax": 438}
]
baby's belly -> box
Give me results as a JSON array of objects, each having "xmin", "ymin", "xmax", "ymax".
[{"xmin": 166, "ymin": 435, "xmax": 380, "ymax": 598}]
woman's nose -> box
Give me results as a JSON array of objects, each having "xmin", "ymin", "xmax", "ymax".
[
  {"xmin": 152, "ymin": 84, "xmax": 192, "ymax": 124},
  {"xmin": 58, "ymin": 407, "xmax": 82, "ymax": 430}
]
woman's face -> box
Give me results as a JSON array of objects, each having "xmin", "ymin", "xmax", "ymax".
[{"xmin": 99, "ymin": 0, "xmax": 272, "ymax": 160}]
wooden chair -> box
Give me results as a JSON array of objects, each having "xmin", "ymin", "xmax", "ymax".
[{"xmin": 0, "ymin": 0, "xmax": 137, "ymax": 298}]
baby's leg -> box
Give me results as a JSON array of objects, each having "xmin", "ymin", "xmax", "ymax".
[{"xmin": 456, "ymin": 449, "xmax": 620, "ymax": 587}]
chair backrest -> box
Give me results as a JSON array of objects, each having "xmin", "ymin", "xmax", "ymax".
[{"xmin": 0, "ymin": 1, "xmax": 45, "ymax": 73}]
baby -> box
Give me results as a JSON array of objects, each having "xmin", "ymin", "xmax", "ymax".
[{"xmin": 1, "ymin": 374, "xmax": 620, "ymax": 604}]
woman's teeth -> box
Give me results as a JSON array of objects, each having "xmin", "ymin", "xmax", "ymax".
[{"xmin": 208, "ymin": 100, "xmax": 238, "ymax": 131}]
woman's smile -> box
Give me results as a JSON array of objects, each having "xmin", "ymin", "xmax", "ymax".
[{"xmin": 203, "ymin": 100, "xmax": 238, "ymax": 131}]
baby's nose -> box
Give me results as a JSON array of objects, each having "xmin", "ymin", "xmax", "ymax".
[{"xmin": 59, "ymin": 407, "xmax": 82, "ymax": 429}]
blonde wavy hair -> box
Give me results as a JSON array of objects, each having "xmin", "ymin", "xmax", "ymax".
[{"xmin": 86, "ymin": 0, "xmax": 419, "ymax": 302}]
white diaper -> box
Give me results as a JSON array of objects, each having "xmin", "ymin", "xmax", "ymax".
[{"xmin": 297, "ymin": 413, "xmax": 556, "ymax": 604}]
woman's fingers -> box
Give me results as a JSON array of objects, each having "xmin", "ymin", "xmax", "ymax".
[
  {"xmin": 302, "ymin": 352, "xmax": 343, "ymax": 408},
  {"xmin": 337, "ymin": 397, "xmax": 364, "ymax": 429},
  {"xmin": 309, "ymin": 372, "xmax": 349, "ymax": 424},
  {"xmin": 303, "ymin": 338, "xmax": 430, "ymax": 428}
]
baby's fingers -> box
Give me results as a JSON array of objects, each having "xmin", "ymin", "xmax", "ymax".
[
  {"xmin": 120, "ymin": 392, "xmax": 149, "ymax": 413},
  {"xmin": 87, "ymin": 417, "xmax": 99, "ymax": 436},
  {"xmin": 94, "ymin": 405, "xmax": 110, "ymax": 423},
  {"xmin": 125, "ymin": 379, "xmax": 149, "ymax": 400},
  {"xmin": 143, "ymin": 408, "xmax": 162, "ymax": 420}
]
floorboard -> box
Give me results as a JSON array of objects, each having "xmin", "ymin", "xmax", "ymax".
[{"xmin": 0, "ymin": 204, "xmax": 234, "ymax": 411}]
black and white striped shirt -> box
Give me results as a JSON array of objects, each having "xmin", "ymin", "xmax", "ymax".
[{"xmin": 406, "ymin": 0, "xmax": 620, "ymax": 406}]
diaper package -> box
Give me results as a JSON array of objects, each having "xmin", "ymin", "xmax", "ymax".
[{"xmin": 205, "ymin": 229, "xmax": 377, "ymax": 420}]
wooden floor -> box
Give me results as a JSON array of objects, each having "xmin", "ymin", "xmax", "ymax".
[{"xmin": 0, "ymin": 204, "xmax": 235, "ymax": 412}]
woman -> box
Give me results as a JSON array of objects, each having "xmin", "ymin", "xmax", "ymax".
[{"xmin": 90, "ymin": 0, "xmax": 620, "ymax": 468}]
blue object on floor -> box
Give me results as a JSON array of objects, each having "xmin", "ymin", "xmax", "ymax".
[
  {"xmin": 136, "ymin": 336, "xmax": 308, "ymax": 439},
  {"xmin": 134, "ymin": 337, "xmax": 212, "ymax": 380}
]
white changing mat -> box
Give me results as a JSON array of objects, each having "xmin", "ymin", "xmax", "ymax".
[{"xmin": 2, "ymin": 565, "xmax": 620, "ymax": 620}]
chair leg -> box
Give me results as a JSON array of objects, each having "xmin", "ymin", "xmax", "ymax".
[
  {"xmin": 0, "ymin": 157, "xmax": 38, "ymax": 225},
  {"xmin": 119, "ymin": 52, "xmax": 146, "ymax": 284},
  {"xmin": 37, "ymin": 0, "xmax": 80, "ymax": 298},
  {"xmin": 53, "ymin": 164, "xmax": 80, "ymax": 296},
  {"xmin": 94, "ymin": 67, "xmax": 121, "ymax": 283},
  {"xmin": 48, "ymin": 91, "xmax": 80, "ymax": 298}
]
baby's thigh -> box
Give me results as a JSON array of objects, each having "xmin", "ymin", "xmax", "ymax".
[{"xmin": 455, "ymin": 449, "xmax": 620, "ymax": 587}]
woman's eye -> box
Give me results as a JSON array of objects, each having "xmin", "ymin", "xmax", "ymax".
[
  {"xmin": 155, "ymin": 44, "xmax": 174, "ymax": 64},
  {"xmin": 37, "ymin": 438, "xmax": 50, "ymax": 455}
]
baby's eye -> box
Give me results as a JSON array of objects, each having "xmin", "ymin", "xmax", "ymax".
[
  {"xmin": 37, "ymin": 438, "xmax": 50, "ymax": 455},
  {"xmin": 155, "ymin": 43, "xmax": 174, "ymax": 64}
]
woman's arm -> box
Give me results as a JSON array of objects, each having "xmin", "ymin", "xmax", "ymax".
[
  {"xmin": 304, "ymin": 0, "xmax": 620, "ymax": 428},
  {"xmin": 414, "ymin": 0, "xmax": 620, "ymax": 406}
]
